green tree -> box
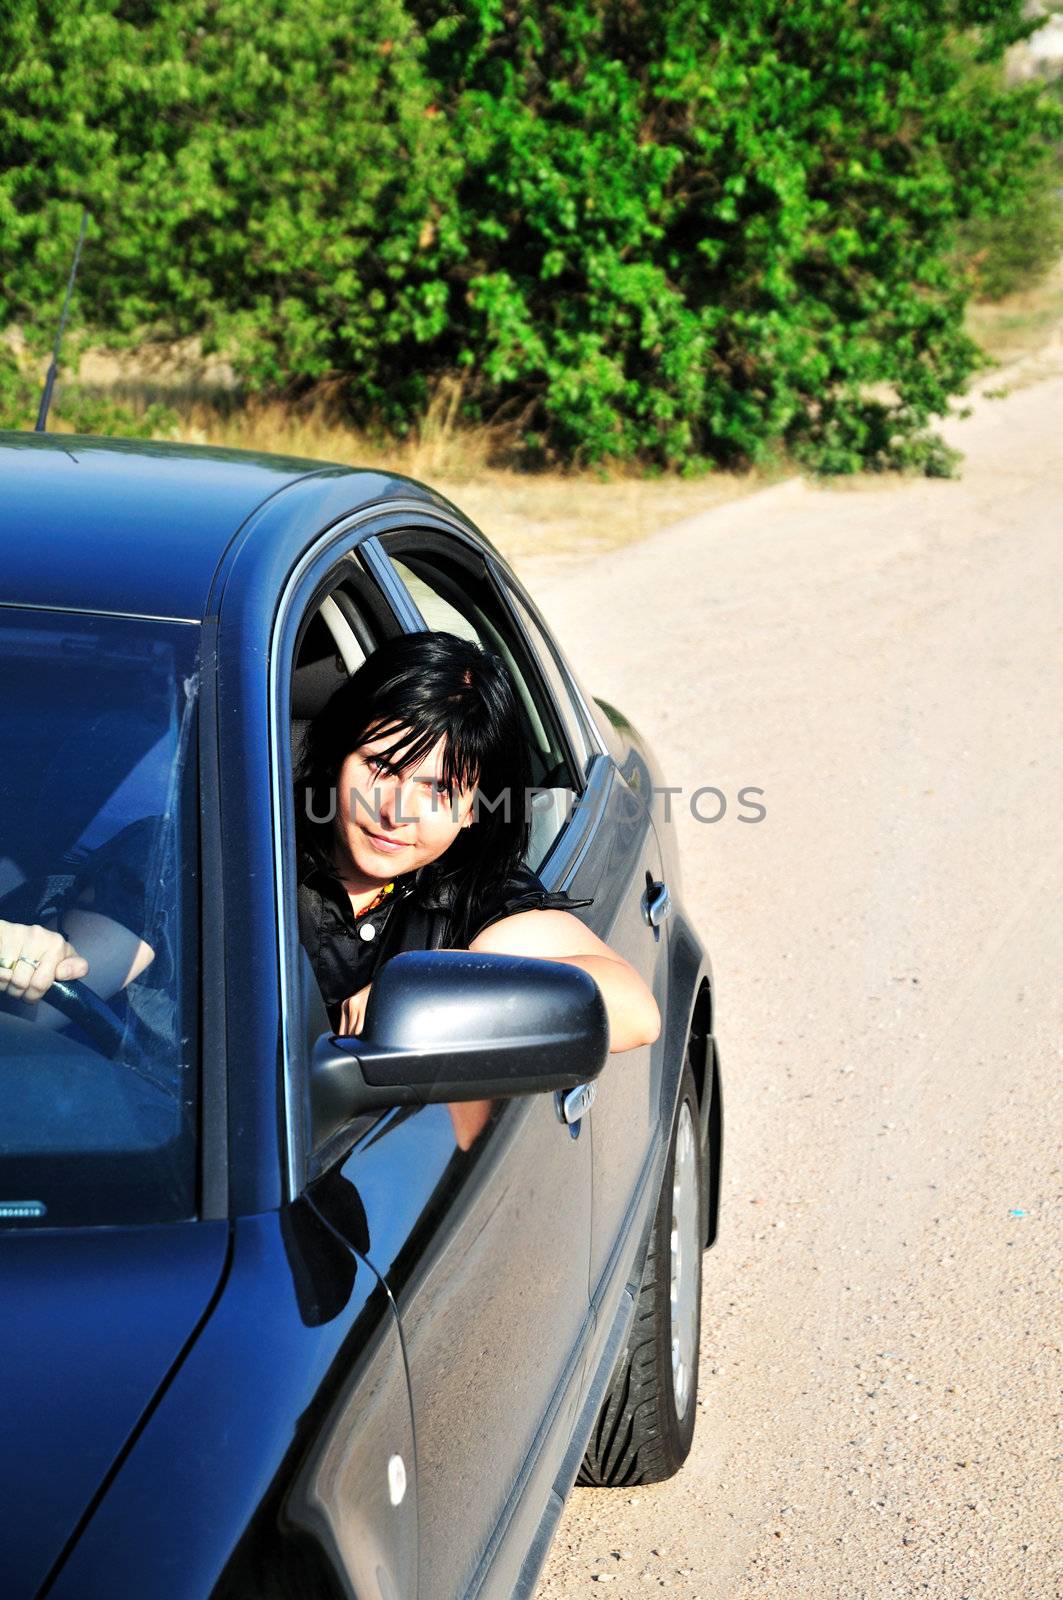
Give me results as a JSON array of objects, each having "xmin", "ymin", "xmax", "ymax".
[
  {"xmin": 2, "ymin": 0, "xmax": 452, "ymax": 404},
  {"xmin": 2, "ymin": 0, "xmax": 1059, "ymax": 470},
  {"xmin": 408, "ymin": 0, "xmax": 1059, "ymax": 471}
]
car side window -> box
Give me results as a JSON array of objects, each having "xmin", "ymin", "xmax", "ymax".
[
  {"xmin": 381, "ymin": 537, "xmax": 584, "ymax": 871},
  {"xmin": 496, "ymin": 580, "xmax": 597, "ymax": 779}
]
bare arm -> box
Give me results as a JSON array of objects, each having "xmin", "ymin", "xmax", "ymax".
[
  {"xmin": 336, "ymin": 911, "xmax": 661, "ymax": 1054},
  {"xmin": 468, "ymin": 909, "xmax": 661, "ymax": 1054},
  {"xmin": 63, "ymin": 909, "xmax": 156, "ymax": 997},
  {"xmin": 0, "ymin": 912, "xmax": 155, "ymax": 1031}
]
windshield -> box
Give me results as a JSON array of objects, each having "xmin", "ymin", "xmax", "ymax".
[{"xmin": 0, "ymin": 608, "xmax": 199, "ymax": 1228}]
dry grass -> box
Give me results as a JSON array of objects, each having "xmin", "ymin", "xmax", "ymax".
[
  {"xmin": 176, "ymin": 382, "xmax": 506, "ymax": 482},
  {"xmin": 52, "ymin": 261, "xmax": 1063, "ymax": 564},
  {"xmin": 426, "ymin": 465, "xmax": 767, "ymax": 567},
  {"xmin": 965, "ymin": 257, "xmax": 1063, "ymax": 368},
  {"xmin": 174, "ymin": 395, "xmax": 767, "ymax": 567},
  {"xmin": 63, "ymin": 355, "xmax": 774, "ymax": 565}
]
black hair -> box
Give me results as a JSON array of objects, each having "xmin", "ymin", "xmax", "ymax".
[{"xmin": 294, "ymin": 630, "xmax": 533, "ymax": 947}]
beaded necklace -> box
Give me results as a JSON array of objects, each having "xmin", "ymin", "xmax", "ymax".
[
  {"xmin": 351, "ymin": 879, "xmax": 397, "ymax": 941},
  {"xmin": 353, "ymin": 879, "xmax": 395, "ymax": 920}
]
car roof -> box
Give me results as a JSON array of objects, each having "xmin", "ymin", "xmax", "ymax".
[{"xmin": 0, "ymin": 431, "xmax": 433, "ymax": 622}]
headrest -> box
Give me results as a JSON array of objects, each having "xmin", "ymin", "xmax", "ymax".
[{"xmin": 291, "ymin": 649, "xmax": 348, "ymax": 720}]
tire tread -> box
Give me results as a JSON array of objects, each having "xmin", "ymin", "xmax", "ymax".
[{"xmin": 576, "ymin": 1066, "xmax": 703, "ymax": 1488}]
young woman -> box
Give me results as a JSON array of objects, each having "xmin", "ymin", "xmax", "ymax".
[{"xmin": 294, "ymin": 629, "xmax": 661, "ymax": 1053}]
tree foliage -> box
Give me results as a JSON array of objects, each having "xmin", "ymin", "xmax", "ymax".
[{"xmin": 2, "ymin": 0, "xmax": 1059, "ymax": 470}]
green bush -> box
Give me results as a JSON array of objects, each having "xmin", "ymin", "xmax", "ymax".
[
  {"xmin": 407, "ymin": 2, "xmax": 1059, "ymax": 472},
  {"xmin": 0, "ymin": 345, "xmax": 39, "ymax": 429},
  {"xmin": 2, "ymin": 0, "xmax": 1059, "ymax": 471},
  {"xmin": 952, "ymin": 39, "xmax": 1063, "ymax": 302},
  {"xmin": 957, "ymin": 162, "xmax": 1063, "ymax": 300},
  {"xmin": 1, "ymin": 0, "xmax": 451, "ymax": 393}
]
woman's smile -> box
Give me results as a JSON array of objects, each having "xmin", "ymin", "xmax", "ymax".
[{"xmin": 362, "ymin": 827, "xmax": 414, "ymax": 855}]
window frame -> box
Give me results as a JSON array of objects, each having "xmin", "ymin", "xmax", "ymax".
[
  {"xmin": 374, "ymin": 525, "xmax": 612, "ymax": 888},
  {"xmin": 487, "ymin": 560, "xmax": 608, "ymax": 780},
  {"xmin": 269, "ymin": 517, "xmax": 415, "ymax": 1198},
  {"xmin": 269, "ymin": 505, "xmax": 612, "ymax": 1195},
  {"xmin": 373, "ymin": 527, "xmax": 594, "ymax": 866},
  {"xmin": 386, "ymin": 551, "xmax": 567, "ymax": 790},
  {"xmin": 0, "ymin": 605, "xmax": 204, "ymax": 1228}
]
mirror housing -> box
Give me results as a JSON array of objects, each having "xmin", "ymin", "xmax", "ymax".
[{"xmin": 309, "ymin": 949, "xmax": 609, "ymax": 1146}]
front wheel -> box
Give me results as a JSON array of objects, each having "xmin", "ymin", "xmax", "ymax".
[{"xmin": 577, "ymin": 1061, "xmax": 704, "ymax": 1486}]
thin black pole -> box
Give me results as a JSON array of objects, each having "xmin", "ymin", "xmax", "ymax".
[{"xmin": 34, "ymin": 206, "xmax": 90, "ymax": 433}]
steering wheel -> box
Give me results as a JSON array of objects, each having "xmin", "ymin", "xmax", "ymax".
[{"xmin": 42, "ymin": 977, "xmax": 128, "ymax": 1059}]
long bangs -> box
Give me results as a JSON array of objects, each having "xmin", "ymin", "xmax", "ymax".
[
  {"xmin": 357, "ymin": 636, "xmax": 514, "ymax": 807},
  {"xmin": 361, "ymin": 709, "xmax": 487, "ymax": 802}
]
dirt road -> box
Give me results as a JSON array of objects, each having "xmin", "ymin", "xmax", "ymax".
[{"xmin": 519, "ymin": 377, "xmax": 1063, "ymax": 1599}]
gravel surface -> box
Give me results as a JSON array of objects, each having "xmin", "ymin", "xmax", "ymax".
[{"xmin": 515, "ymin": 377, "xmax": 1063, "ymax": 1600}]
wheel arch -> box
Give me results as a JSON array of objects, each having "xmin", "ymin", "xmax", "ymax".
[{"xmin": 665, "ymin": 904, "xmax": 720, "ymax": 1250}]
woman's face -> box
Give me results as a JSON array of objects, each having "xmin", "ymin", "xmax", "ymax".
[{"xmin": 332, "ymin": 723, "xmax": 478, "ymax": 884}]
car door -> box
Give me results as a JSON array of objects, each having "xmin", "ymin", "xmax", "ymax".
[
  {"xmin": 487, "ymin": 564, "xmax": 672, "ymax": 1300},
  {"xmin": 275, "ymin": 527, "xmax": 595, "ymax": 1600}
]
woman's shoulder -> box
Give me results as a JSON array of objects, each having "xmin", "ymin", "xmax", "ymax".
[{"xmin": 468, "ymin": 862, "xmax": 595, "ymax": 942}]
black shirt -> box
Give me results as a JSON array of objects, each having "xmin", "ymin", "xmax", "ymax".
[{"xmin": 296, "ymin": 843, "xmax": 595, "ymax": 1032}]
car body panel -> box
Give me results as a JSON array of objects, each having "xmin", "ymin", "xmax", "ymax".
[
  {"xmin": 0, "ymin": 430, "xmax": 476, "ymax": 626},
  {"xmin": 664, "ymin": 900, "xmax": 718, "ymax": 1239},
  {"xmin": 0, "ymin": 432, "xmax": 324, "ymax": 621},
  {"xmin": 0, "ymin": 1220, "xmax": 229, "ymax": 1598},
  {"xmin": 46, "ymin": 1206, "xmax": 417, "ymax": 1600},
  {"xmin": 575, "ymin": 770, "xmax": 669, "ymax": 1296},
  {"xmin": 467, "ymin": 1278, "xmax": 638, "ymax": 1600},
  {"xmin": 310, "ymin": 1092, "xmax": 593, "ymax": 1600},
  {"xmin": 581, "ymin": 696, "xmax": 720, "ymax": 1226}
]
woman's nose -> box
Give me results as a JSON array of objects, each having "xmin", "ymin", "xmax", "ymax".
[{"xmin": 379, "ymin": 776, "xmax": 420, "ymax": 827}]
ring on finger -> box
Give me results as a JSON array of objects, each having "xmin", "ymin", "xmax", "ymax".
[
  {"xmin": 14, "ymin": 954, "xmax": 41, "ymax": 970},
  {"xmin": 0, "ymin": 954, "xmax": 18, "ymax": 972}
]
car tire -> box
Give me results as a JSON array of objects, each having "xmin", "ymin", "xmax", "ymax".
[{"xmin": 577, "ymin": 1060, "xmax": 704, "ymax": 1487}]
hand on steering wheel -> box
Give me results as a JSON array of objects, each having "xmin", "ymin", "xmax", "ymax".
[
  {"xmin": 39, "ymin": 977, "xmax": 129, "ymax": 1059},
  {"xmin": 0, "ymin": 919, "xmax": 89, "ymax": 1003},
  {"xmin": 0, "ymin": 919, "xmax": 135, "ymax": 1068}
]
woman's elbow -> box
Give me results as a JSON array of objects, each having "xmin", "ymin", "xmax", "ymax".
[
  {"xmin": 612, "ymin": 992, "xmax": 661, "ymax": 1053},
  {"xmin": 639, "ymin": 994, "xmax": 662, "ymax": 1048}
]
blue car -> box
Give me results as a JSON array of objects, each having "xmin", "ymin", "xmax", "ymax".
[{"xmin": 0, "ymin": 430, "xmax": 721, "ymax": 1600}]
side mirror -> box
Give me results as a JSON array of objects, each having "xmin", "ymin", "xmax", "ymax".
[{"xmin": 309, "ymin": 949, "xmax": 609, "ymax": 1147}]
